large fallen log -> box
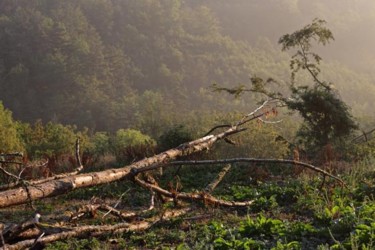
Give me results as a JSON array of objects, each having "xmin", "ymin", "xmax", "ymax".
[
  {"xmin": 4, "ymin": 208, "xmax": 190, "ymax": 250},
  {"xmin": 0, "ymin": 100, "xmax": 278, "ymax": 208},
  {"xmin": 0, "ymin": 125, "xmax": 245, "ymax": 208}
]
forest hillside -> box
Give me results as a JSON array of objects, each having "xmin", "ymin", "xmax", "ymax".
[{"xmin": 1, "ymin": 0, "xmax": 375, "ymax": 133}]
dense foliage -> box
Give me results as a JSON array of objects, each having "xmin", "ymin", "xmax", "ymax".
[
  {"xmin": 0, "ymin": 0, "xmax": 374, "ymax": 133},
  {"xmin": 0, "ymin": 102, "xmax": 24, "ymax": 153}
]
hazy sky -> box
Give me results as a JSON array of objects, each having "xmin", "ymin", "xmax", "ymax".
[{"xmin": 205, "ymin": 0, "xmax": 375, "ymax": 72}]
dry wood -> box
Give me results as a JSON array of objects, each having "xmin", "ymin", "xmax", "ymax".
[
  {"xmin": 99, "ymin": 204, "xmax": 139, "ymax": 220},
  {"xmin": 0, "ymin": 139, "xmax": 83, "ymax": 191},
  {"xmin": 5, "ymin": 208, "xmax": 190, "ymax": 250},
  {"xmin": 0, "ymin": 224, "xmax": 5, "ymax": 250},
  {"xmin": 70, "ymin": 203, "xmax": 141, "ymax": 222},
  {"xmin": 134, "ymin": 175, "xmax": 254, "ymax": 207},
  {"xmin": 2, "ymin": 214, "xmax": 40, "ymax": 244},
  {"xmin": 0, "ymin": 166, "xmax": 22, "ymax": 182},
  {"xmin": 75, "ymin": 138, "xmax": 83, "ymax": 172},
  {"xmin": 0, "ymin": 153, "xmax": 23, "ymax": 158},
  {"xmin": 205, "ymin": 164, "xmax": 231, "ymax": 193},
  {"xmin": 0, "ymin": 102, "xmax": 273, "ymax": 208},
  {"xmin": 0, "ymin": 122, "xmax": 249, "ymax": 208}
]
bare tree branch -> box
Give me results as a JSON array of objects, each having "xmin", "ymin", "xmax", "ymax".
[
  {"xmin": 205, "ymin": 164, "xmax": 231, "ymax": 193},
  {"xmin": 0, "ymin": 153, "xmax": 23, "ymax": 158},
  {"xmin": 75, "ymin": 138, "xmax": 83, "ymax": 172},
  {"xmin": 133, "ymin": 175, "xmax": 254, "ymax": 207},
  {"xmin": 170, "ymin": 158, "xmax": 346, "ymax": 186},
  {"xmin": 0, "ymin": 103, "xmax": 270, "ymax": 208}
]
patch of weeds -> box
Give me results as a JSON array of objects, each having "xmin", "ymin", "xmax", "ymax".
[
  {"xmin": 250, "ymin": 195, "xmax": 279, "ymax": 212},
  {"xmin": 35, "ymin": 201, "xmax": 55, "ymax": 213},
  {"xmin": 271, "ymin": 240, "xmax": 302, "ymax": 250},
  {"xmin": 287, "ymin": 221, "xmax": 316, "ymax": 240},
  {"xmin": 214, "ymin": 236, "xmax": 264, "ymax": 250},
  {"xmin": 334, "ymin": 212, "xmax": 375, "ymax": 249},
  {"xmin": 239, "ymin": 214, "xmax": 286, "ymax": 238},
  {"xmin": 45, "ymin": 238, "xmax": 101, "ymax": 250}
]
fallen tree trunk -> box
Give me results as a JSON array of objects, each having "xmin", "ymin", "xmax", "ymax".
[
  {"xmin": 5, "ymin": 208, "xmax": 190, "ymax": 250},
  {"xmin": 0, "ymin": 127, "xmax": 243, "ymax": 208}
]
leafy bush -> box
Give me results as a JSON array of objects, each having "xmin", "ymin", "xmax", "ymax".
[
  {"xmin": 0, "ymin": 102, "xmax": 24, "ymax": 153},
  {"xmin": 112, "ymin": 129, "xmax": 156, "ymax": 163},
  {"xmin": 90, "ymin": 132, "xmax": 110, "ymax": 156},
  {"xmin": 20, "ymin": 120, "xmax": 77, "ymax": 159},
  {"xmin": 239, "ymin": 214, "xmax": 285, "ymax": 238},
  {"xmin": 158, "ymin": 125, "xmax": 193, "ymax": 152}
]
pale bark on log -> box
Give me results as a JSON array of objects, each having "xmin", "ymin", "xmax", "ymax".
[
  {"xmin": 5, "ymin": 208, "xmax": 190, "ymax": 250},
  {"xmin": 0, "ymin": 127, "xmax": 243, "ymax": 208}
]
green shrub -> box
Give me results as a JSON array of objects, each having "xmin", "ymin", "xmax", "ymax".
[
  {"xmin": 91, "ymin": 132, "xmax": 110, "ymax": 155},
  {"xmin": 20, "ymin": 120, "xmax": 77, "ymax": 159},
  {"xmin": 112, "ymin": 129, "xmax": 156, "ymax": 163},
  {"xmin": 0, "ymin": 102, "xmax": 24, "ymax": 153},
  {"xmin": 158, "ymin": 125, "xmax": 193, "ymax": 152}
]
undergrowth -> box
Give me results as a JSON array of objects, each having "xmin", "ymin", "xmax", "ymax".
[{"xmin": 7, "ymin": 158, "xmax": 375, "ymax": 249}]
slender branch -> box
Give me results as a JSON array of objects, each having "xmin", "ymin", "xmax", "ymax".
[
  {"xmin": 170, "ymin": 158, "xmax": 346, "ymax": 186},
  {"xmin": 205, "ymin": 164, "xmax": 231, "ymax": 193},
  {"xmin": 297, "ymin": 40, "xmax": 330, "ymax": 90},
  {"xmin": 99, "ymin": 204, "xmax": 143, "ymax": 220},
  {"xmin": 0, "ymin": 171, "xmax": 81, "ymax": 191},
  {"xmin": 236, "ymin": 100, "xmax": 270, "ymax": 126},
  {"xmin": 75, "ymin": 138, "xmax": 83, "ymax": 172},
  {"xmin": 0, "ymin": 161, "xmax": 22, "ymax": 165},
  {"xmin": 352, "ymin": 127, "xmax": 375, "ymax": 143},
  {"xmin": 0, "ymin": 153, "xmax": 23, "ymax": 158},
  {"xmin": 0, "ymin": 166, "xmax": 21, "ymax": 181},
  {"xmin": 204, "ymin": 124, "xmax": 232, "ymax": 137},
  {"xmin": 102, "ymin": 189, "xmax": 131, "ymax": 218},
  {"xmin": 258, "ymin": 118, "xmax": 283, "ymax": 124},
  {"xmin": 134, "ymin": 175, "xmax": 254, "ymax": 207},
  {"xmin": 0, "ymin": 224, "xmax": 5, "ymax": 250}
]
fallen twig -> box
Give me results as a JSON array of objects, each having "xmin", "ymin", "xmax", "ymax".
[
  {"xmin": 205, "ymin": 164, "xmax": 231, "ymax": 193},
  {"xmin": 170, "ymin": 158, "xmax": 346, "ymax": 186},
  {"xmin": 0, "ymin": 140, "xmax": 84, "ymax": 192},
  {"xmin": 75, "ymin": 138, "xmax": 84, "ymax": 172}
]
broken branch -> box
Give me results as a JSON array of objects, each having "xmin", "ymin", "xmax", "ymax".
[
  {"xmin": 170, "ymin": 158, "xmax": 346, "ymax": 186},
  {"xmin": 134, "ymin": 175, "xmax": 253, "ymax": 207},
  {"xmin": 4, "ymin": 208, "xmax": 190, "ymax": 250},
  {"xmin": 205, "ymin": 164, "xmax": 231, "ymax": 193}
]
